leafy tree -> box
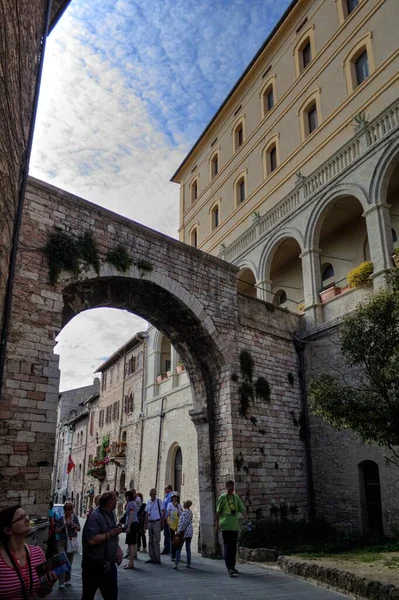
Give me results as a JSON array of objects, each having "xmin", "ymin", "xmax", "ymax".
[{"xmin": 309, "ymin": 271, "xmax": 399, "ymax": 466}]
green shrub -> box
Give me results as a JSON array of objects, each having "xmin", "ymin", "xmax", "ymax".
[
  {"xmin": 347, "ymin": 261, "xmax": 373, "ymax": 288},
  {"xmin": 238, "ymin": 518, "xmax": 395, "ymax": 555}
]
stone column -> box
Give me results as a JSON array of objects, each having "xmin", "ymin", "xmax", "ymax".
[
  {"xmin": 255, "ymin": 279, "xmax": 273, "ymax": 302},
  {"xmin": 299, "ymin": 248, "xmax": 323, "ymax": 325},
  {"xmin": 189, "ymin": 407, "xmax": 218, "ymax": 557},
  {"xmin": 363, "ymin": 203, "xmax": 393, "ymax": 289}
]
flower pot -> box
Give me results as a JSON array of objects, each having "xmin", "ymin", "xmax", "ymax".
[
  {"xmin": 156, "ymin": 375, "xmax": 165, "ymax": 384},
  {"xmin": 176, "ymin": 364, "xmax": 185, "ymax": 374},
  {"xmin": 341, "ymin": 285, "xmax": 351, "ymax": 293},
  {"xmin": 319, "ymin": 286, "xmax": 341, "ymax": 303}
]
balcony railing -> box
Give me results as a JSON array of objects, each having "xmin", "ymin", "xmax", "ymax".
[{"xmin": 221, "ymin": 98, "xmax": 399, "ymax": 263}]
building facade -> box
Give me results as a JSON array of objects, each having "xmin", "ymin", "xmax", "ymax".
[{"xmin": 172, "ymin": 0, "xmax": 399, "ymax": 534}]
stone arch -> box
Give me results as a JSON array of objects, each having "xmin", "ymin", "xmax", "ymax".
[
  {"xmin": 305, "ymin": 182, "xmax": 369, "ymax": 249},
  {"xmin": 236, "ymin": 266, "xmax": 257, "ymax": 298},
  {"xmin": 61, "ymin": 275, "xmax": 227, "ymax": 556},
  {"xmin": 259, "ymin": 228, "xmax": 305, "ymax": 281},
  {"xmin": 369, "ymin": 136, "xmax": 399, "ymax": 206},
  {"xmin": 165, "ymin": 442, "xmax": 181, "ymax": 493}
]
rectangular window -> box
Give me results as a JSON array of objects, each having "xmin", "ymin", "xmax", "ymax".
[
  {"xmin": 116, "ymin": 363, "xmax": 120, "ymax": 381},
  {"xmin": 96, "ymin": 445, "xmax": 101, "ymax": 458},
  {"xmin": 307, "ymin": 104, "xmax": 318, "ymax": 133},
  {"xmin": 126, "ymin": 356, "xmax": 136, "ymax": 377},
  {"xmin": 270, "ymin": 146, "xmax": 277, "ymax": 172},
  {"xmin": 109, "ymin": 367, "xmax": 113, "ymax": 385},
  {"xmin": 106, "ymin": 405, "xmax": 112, "ymax": 424},
  {"xmin": 101, "ymin": 372, "xmax": 107, "ymax": 391},
  {"xmin": 99, "ymin": 409, "xmax": 104, "ymax": 428},
  {"xmin": 165, "ymin": 359, "xmax": 171, "ymax": 372},
  {"xmin": 346, "ymin": 0, "xmax": 359, "ymax": 14},
  {"xmin": 355, "ymin": 51, "xmax": 369, "ymax": 86},
  {"xmin": 90, "ymin": 411, "xmax": 94, "ymax": 436},
  {"xmin": 302, "ymin": 41, "xmax": 312, "ymax": 69},
  {"xmin": 239, "ymin": 180, "xmax": 245, "ymax": 203},
  {"xmin": 267, "ymin": 88, "xmax": 274, "ymax": 112},
  {"xmin": 112, "ymin": 402, "xmax": 119, "ymax": 421},
  {"xmin": 88, "ymin": 454, "xmax": 93, "ymax": 467}
]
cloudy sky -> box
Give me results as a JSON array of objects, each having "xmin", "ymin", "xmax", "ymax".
[{"xmin": 30, "ymin": 0, "xmax": 290, "ymax": 391}]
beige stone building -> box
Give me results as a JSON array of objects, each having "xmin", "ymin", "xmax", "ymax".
[
  {"xmin": 172, "ymin": 0, "xmax": 399, "ymax": 324},
  {"xmin": 171, "ymin": 0, "xmax": 399, "ymax": 535}
]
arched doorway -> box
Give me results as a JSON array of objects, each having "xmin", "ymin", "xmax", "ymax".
[
  {"xmin": 266, "ymin": 237, "xmax": 304, "ymax": 312},
  {"xmin": 174, "ymin": 447, "xmax": 183, "ymax": 495},
  {"xmin": 359, "ymin": 461, "xmax": 383, "ymax": 534}
]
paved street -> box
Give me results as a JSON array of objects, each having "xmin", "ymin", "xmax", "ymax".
[{"xmin": 47, "ymin": 552, "xmax": 347, "ymax": 599}]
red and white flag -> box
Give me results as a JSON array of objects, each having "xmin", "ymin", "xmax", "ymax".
[{"xmin": 67, "ymin": 454, "xmax": 75, "ymax": 474}]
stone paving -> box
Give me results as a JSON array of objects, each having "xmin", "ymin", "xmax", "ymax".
[{"xmin": 47, "ymin": 551, "xmax": 347, "ymax": 599}]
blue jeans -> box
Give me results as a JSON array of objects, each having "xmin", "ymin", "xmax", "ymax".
[{"xmin": 175, "ymin": 537, "xmax": 192, "ymax": 566}]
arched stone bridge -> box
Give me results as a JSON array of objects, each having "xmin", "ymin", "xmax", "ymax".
[{"xmin": 2, "ymin": 177, "xmax": 307, "ymax": 554}]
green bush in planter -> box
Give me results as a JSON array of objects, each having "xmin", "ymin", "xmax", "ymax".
[{"xmin": 347, "ymin": 261, "xmax": 373, "ymax": 288}]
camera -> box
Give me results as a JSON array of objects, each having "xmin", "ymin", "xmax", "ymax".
[{"xmin": 230, "ymin": 509, "xmax": 236, "ymax": 516}]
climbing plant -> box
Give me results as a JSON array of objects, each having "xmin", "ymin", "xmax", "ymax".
[
  {"xmin": 43, "ymin": 228, "xmax": 100, "ymax": 284},
  {"xmin": 106, "ymin": 244, "xmax": 133, "ymax": 273},
  {"xmin": 43, "ymin": 228, "xmax": 154, "ymax": 283},
  {"xmin": 233, "ymin": 349, "xmax": 271, "ymax": 417}
]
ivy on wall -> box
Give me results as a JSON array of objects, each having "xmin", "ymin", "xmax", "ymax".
[
  {"xmin": 43, "ymin": 228, "xmax": 153, "ymax": 284},
  {"xmin": 233, "ymin": 349, "xmax": 271, "ymax": 417}
]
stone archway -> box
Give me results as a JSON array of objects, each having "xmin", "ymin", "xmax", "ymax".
[{"xmin": 2, "ymin": 178, "xmax": 241, "ymax": 556}]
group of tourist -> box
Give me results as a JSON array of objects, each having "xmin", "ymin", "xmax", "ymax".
[{"xmin": 0, "ymin": 479, "xmax": 246, "ymax": 598}]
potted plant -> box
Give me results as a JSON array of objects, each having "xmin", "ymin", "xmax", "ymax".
[
  {"xmin": 319, "ymin": 285, "xmax": 341, "ymax": 303},
  {"xmin": 392, "ymin": 248, "xmax": 399, "ymax": 268},
  {"xmin": 176, "ymin": 362, "xmax": 185, "ymax": 374},
  {"xmin": 347, "ymin": 261, "xmax": 374, "ymax": 288},
  {"xmin": 156, "ymin": 372, "xmax": 167, "ymax": 383}
]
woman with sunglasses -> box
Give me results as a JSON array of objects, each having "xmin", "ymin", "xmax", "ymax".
[{"xmin": 0, "ymin": 505, "xmax": 57, "ymax": 599}]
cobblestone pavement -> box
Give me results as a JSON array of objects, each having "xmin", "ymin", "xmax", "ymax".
[{"xmin": 47, "ymin": 551, "xmax": 347, "ymax": 599}]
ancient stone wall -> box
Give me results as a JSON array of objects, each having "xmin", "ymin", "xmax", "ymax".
[
  {"xmin": 304, "ymin": 325, "xmax": 399, "ymax": 536},
  {"xmin": 232, "ymin": 295, "xmax": 309, "ymax": 520}
]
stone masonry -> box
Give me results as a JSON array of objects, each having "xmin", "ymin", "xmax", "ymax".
[{"xmin": 0, "ymin": 175, "xmax": 311, "ymax": 554}]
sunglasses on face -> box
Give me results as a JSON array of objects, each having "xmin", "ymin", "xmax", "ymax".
[{"xmin": 11, "ymin": 513, "xmax": 29, "ymax": 525}]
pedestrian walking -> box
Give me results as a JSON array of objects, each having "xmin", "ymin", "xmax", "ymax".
[
  {"xmin": 81, "ymin": 491, "xmax": 123, "ymax": 600},
  {"xmin": 123, "ymin": 490, "xmax": 139, "ymax": 570},
  {"xmin": 216, "ymin": 480, "xmax": 247, "ymax": 577},
  {"xmin": 54, "ymin": 501, "xmax": 80, "ymax": 589},
  {"xmin": 173, "ymin": 500, "xmax": 193, "ymax": 570},
  {"xmin": 161, "ymin": 484, "xmax": 172, "ymax": 555},
  {"xmin": 167, "ymin": 492, "xmax": 182, "ymax": 560},
  {"xmin": 136, "ymin": 493, "xmax": 147, "ymax": 553},
  {"xmin": 144, "ymin": 489, "xmax": 164, "ymax": 564},
  {"xmin": 46, "ymin": 501, "xmax": 56, "ymax": 558}
]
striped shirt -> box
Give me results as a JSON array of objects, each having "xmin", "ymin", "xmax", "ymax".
[{"xmin": 0, "ymin": 544, "xmax": 45, "ymax": 600}]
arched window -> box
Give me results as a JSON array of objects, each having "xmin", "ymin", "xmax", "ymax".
[
  {"xmin": 210, "ymin": 152, "xmax": 219, "ymax": 179},
  {"xmin": 263, "ymin": 136, "xmax": 279, "ymax": 178},
  {"xmin": 392, "ymin": 229, "xmax": 398, "ymax": 244},
  {"xmin": 190, "ymin": 178, "xmax": 198, "ymax": 204},
  {"xmin": 260, "ymin": 76, "xmax": 276, "ymax": 118},
  {"xmin": 273, "ymin": 290, "xmax": 287, "ymax": 306},
  {"xmin": 233, "ymin": 118, "xmax": 245, "ymax": 152},
  {"xmin": 119, "ymin": 471, "xmax": 126, "ymax": 493},
  {"xmin": 234, "ymin": 172, "xmax": 247, "ymax": 206},
  {"xmin": 347, "ymin": 0, "xmax": 359, "ymax": 15},
  {"xmin": 210, "ymin": 203, "xmax": 219, "ymax": 231},
  {"xmin": 298, "ymin": 90, "xmax": 321, "ymax": 140},
  {"xmin": 294, "ymin": 27, "xmax": 316, "ymax": 77},
  {"xmin": 343, "ymin": 34, "xmax": 374, "ymax": 94},
  {"xmin": 322, "ymin": 263, "xmax": 335, "ymax": 286},
  {"xmin": 190, "ymin": 226, "xmax": 198, "ymax": 248},
  {"xmin": 174, "ymin": 447, "xmax": 183, "ymax": 495},
  {"xmin": 337, "ymin": 0, "xmax": 361, "ymax": 23}
]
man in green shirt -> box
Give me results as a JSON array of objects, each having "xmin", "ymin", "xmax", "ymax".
[{"xmin": 216, "ymin": 480, "xmax": 247, "ymax": 577}]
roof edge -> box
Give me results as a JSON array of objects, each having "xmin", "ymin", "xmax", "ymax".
[
  {"xmin": 95, "ymin": 331, "xmax": 147, "ymax": 373},
  {"xmin": 170, "ymin": 0, "xmax": 299, "ymax": 183}
]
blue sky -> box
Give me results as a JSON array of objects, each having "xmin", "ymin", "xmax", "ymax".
[{"xmin": 30, "ymin": 0, "xmax": 291, "ymax": 390}]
